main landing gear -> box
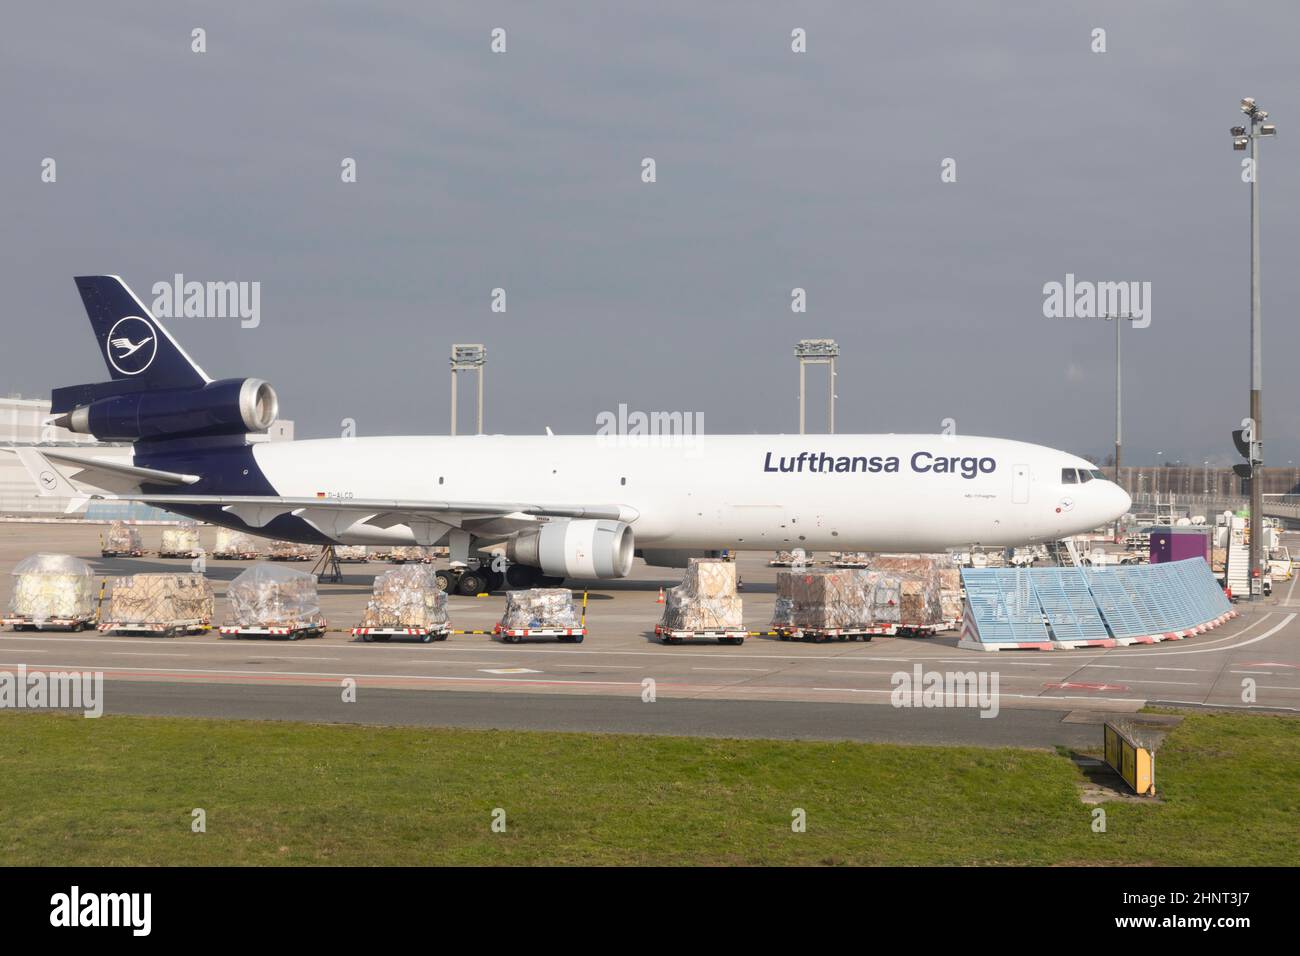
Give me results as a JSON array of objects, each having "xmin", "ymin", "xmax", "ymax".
[{"xmin": 436, "ymin": 563, "xmax": 563, "ymax": 595}]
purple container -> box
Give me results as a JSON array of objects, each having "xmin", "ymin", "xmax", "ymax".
[{"xmin": 1147, "ymin": 526, "xmax": 1210, "ymax": 565}]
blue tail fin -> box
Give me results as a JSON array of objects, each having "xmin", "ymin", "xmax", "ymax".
[{"xmin": 74, "ymin": 275, "xmax": 209, "ymax": 389}]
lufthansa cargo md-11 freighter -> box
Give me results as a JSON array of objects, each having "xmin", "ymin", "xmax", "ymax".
[{"xmin": 13, "ymin": 276, "xmax": 1130, "ymax": 594}]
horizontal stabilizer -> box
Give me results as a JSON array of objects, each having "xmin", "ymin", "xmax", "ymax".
[
  {"xmin": 11, "ymin": 448, "xmax": 199, "ymax": 496},
  {"xmin": 9, "ymin": 448, "xmax": 90, "ymax": 513}
]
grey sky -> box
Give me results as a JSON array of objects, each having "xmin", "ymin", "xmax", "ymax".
[{"xmin": 3, "ymin": 2, "xmax": 1298, "ymax": 467}]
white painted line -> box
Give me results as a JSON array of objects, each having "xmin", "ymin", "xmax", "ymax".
[
  {"xmin": 1154, "ymin": 667, "xmax": 1198, "ymax": 672},
  {"xmin": 402, "ymin": 660, "xmax": 505, "ymax": 666},
  {"xmin": 692, "ymin": 667, "xmax": 771, "ymax": 673},
  {"xmin": 937, "ymin": 659, "xmax": 1056, "ymax": 667},
  {"xmin": 810, "ymin": 687, "xmax": 1147, "ymax": 704},
  {"xmin": 0, "ymin": 661, "xmax": 636, "ymax": 688},
  {"xmin": 108, "ymin": 652, "xmax": 192, "ymax": 657}
]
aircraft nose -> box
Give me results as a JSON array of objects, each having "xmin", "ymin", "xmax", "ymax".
[{"xmin": 1111, "ymin": 482, "xmax": 1132, "ymax": 518}]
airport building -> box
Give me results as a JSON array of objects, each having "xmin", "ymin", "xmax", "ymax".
[{"xmin": 0, "ymin": 394, "xmax": 293, "ymax": 519}]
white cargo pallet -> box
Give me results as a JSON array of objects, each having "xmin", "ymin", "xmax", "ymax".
[
  {"xmin": 98, "ymin": 620, "xmax": 210, "ymax": 636},
  {"xmin": 655, "ymin": 625, "xmax": 746, "ymax": 645},
  {"xmin": 776, "ymin": 625, "xmax": 895, "ymax": 642},
  {"xmin": 495, "ymin": 625, "xmax": 585, "ymax": 644},
  {"xmin": 3, "ymin": 616, "xmax": 96, "ymax": 632},
  {"xmin": 895, "ymin": 619, "xmax": 960, "ymax": 636},
  {"xmin": 353, "ymin": 626, "xmax": 449, "ymax": 643},
  {"xmin": 220, "ymin": 623, "xmax": 325, "ymax": 640}
]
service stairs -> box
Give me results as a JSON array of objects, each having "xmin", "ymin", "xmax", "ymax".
[
  {"xmin": 1226, "ymin": 532, "xmax": 1250, "ymax": 595},
  {"xmin": 1045, "ymin": 540, "xmax": 1082, "ymax": 567}
]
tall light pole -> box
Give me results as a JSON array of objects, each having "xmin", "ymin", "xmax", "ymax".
[
  {"xmin": 1104, "ymin": 313, "xmax": 1139, "ymax": 490},
  {"xmin": 1232, "ymin": 97, "xmax": 1276, "ymax": 592}
]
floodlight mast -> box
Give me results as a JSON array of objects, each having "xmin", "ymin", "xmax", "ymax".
[{"xmin": 1231, "ymin": 97, "xmax": 1276, "ymax": 593}]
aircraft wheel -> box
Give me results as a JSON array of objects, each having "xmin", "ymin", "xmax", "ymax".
[
  {"xmin": 504, "ymin": 564, "xmax": 542, "ymax": 589},
  {"xmin": 456, "ymin": 570, "xmax": 487, "ymax": 595}
]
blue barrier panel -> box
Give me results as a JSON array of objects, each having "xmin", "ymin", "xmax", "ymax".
[
  {"xmin": 1086, "ymin": 568, "xmax": 1154, "ymax": 639},
  {"xmin": 1086, "ymin": 572, "xmax": 1149, "ymax": 639},
  {"xmin": 960, "ymin": 568, "xmax": 1051, "ymax": 644},
  {"xmin": 1150, "ymin": 561, "xmax": 1211, "ymax": 631},
  {"xmin": 1028, "ymin": 567, "xmax": 1110, "ymax": 642},
  {"xmin": 1168, "ymin": 558, "xmax": 1231, "ymax": 621},
  {"xmin": 1118, "ymin": 566, "xmax": 1178, "ymax": 633},
  {"xmin": 1089, "ymin": 560, "xmax": 1229, "ymax": 639}
]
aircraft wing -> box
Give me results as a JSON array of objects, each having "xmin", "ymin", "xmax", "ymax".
[{"xmin": 95, "ymin": 493, "xmax": 640, "ymax": 544}]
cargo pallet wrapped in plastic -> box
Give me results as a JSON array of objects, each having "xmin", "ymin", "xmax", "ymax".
[
  {"xmin": 656, "ymin": 558, "xmax": 745, "ymax": 644},
  {"xmin": 335, "ymin": 545, "xmax": 368, "ymax": 562},
  {"xmin": 102, "ymin": 521, "xmax": 144, "ymax": 557},
  {"xmin": 770, "ymin": 567, "xmax": 895, "ymax": 641},
  {"xmin": 938, "ymin": 567, "xmax": 964, "ymax": 625},
  {"xmin": 100, "ymin": 573, "xmax": 215, "ymax": 635},
  {"xmin": 159, "ymin": 525, "xmax": 203, "ymax": 558},
  {"xmin": 220, "ymin": 563, "xmax": 325, "ymax": 639},
  {"xmin": 267, "ymin": 540, "xmax": 315, "ymax": 561},
  {"xmin": 353, "ymin": 565, "xmax": 449, "ymax": 642},
  {"xmin": 213, "ymin": 527, "xmax": 260, "ymax": 559},
  {"xmin": 4, "ymin": 553, "xmax": 99, "ymax": 630},
  {"xmin": 388, "ymin": 545, "xmax": 432, "ymax": 564},
  {"xmin": 496, "ymin": 588, "xmax": 584, "ymax": 643},
  {"xmin": 867, "ymin": 554, "xmax": 955, "ymax": 633}
]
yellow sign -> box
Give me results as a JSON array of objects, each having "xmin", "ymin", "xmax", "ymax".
[{"xmin": 1104, "ymin": 722, "xmax": 1155, "ymax": 795}]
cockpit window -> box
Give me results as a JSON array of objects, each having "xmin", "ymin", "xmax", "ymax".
[
  {"xmin": 1061, "ymin": 468, "xmax": 1078, "ymax": 484},
  {"xmin": 1079, "ymin": 470, "xmax": 1094, "ymax": 483},
  {"xmin": 1089, "ymin": 469, "xmax": 1106, "ymax": 481}
]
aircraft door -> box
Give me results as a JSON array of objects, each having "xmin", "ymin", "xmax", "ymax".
[{"xmin": 1012, "ymin": 464, "xmax": 1030, "ymax": 504}]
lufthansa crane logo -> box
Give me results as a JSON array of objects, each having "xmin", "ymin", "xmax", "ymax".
[{"xmin": 105, "ymin": 316, "xmax": 157, "ymax": 375}]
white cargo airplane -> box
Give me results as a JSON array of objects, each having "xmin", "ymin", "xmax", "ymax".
[{"xmin": 16, "ymin": 276, "xmax": 1130, "ymax": 594}]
